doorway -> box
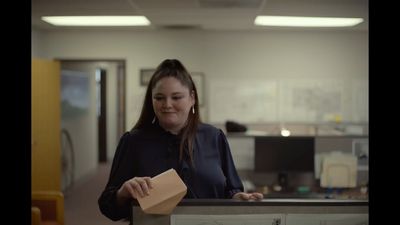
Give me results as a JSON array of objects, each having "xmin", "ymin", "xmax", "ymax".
[{"xmin": 59, "ymin": 59, "xmax": 126, "ymax": 191}]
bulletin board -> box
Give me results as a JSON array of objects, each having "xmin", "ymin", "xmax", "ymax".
[
  {"xmin": 207, "ymin": 77, "xmax": 368, "ymax": 124},
  {"xmin": 208, "ymin": 78, "xmax": 278, "ymax": 123}
]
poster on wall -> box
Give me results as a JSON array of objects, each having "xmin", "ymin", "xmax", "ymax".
[
  {"xmin": 140, "ymin": 69, "xmax": 155, "ymax": 86},
  {"xmin": 61, "ymin": 70, "xmax": 90, "ymax": 118}
]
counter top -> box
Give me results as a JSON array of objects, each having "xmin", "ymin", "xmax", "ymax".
[
  {"xmin": 133, "ymin": 198, "xmax": 368, "ymax": 207},
  {"xmin": 226, "ymin": 132, "xmax": 368, "ymax": 138},
  {"xmin": 178, "ymin": 199, "xmax": 368, "ymax": 206}
]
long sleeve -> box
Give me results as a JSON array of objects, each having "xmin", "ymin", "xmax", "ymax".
[
  {"xmin": 188, "ymin": 124, "xmax": 244, "ymax": 199},
  {"xmin": 217, "ymin": 129, "xmax": 244, "ymax": 198},
  {"xmin": 98, "ymin": 132, "xmax": 135, "ymax": 221}
]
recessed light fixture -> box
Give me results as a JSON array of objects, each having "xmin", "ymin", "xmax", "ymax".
[
  {"xmin": 41, "ymin": 16, "xmax": 151, "ymax": 26},
  {"xmin": 280, "ymin": 128, "xmax": 291, "ymax": 137},
  {"xmin": 254, "ymin": 16, "xmax": 363, "ymax": 27}
]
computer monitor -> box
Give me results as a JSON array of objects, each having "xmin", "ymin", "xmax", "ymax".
[{"xmin": 254, "ymin": 136, "xmax": 315, "ymax": 189}]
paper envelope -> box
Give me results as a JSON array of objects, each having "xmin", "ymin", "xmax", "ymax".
[{"xmin": 136, "ymin": 168, "xmax": 187, "ymax": 215}]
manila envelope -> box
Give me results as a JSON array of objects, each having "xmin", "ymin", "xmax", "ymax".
[{"xmin": 136, "ymin": 168, "xmax": 187, "ymax": 215}]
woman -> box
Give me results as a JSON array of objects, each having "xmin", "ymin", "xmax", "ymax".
[{"xmin": 98, "ymin": 59, "xmax": 263, "ymax": 222}]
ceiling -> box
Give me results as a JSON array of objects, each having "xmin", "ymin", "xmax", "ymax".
[{"xmin": 32, "ymin": 0, "xmax": 369, "ymax": 31}]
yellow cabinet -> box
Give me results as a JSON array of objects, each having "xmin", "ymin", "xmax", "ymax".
[{"xmin": 31, "ymin": 58, "xmax": 61, "ymax": 191}]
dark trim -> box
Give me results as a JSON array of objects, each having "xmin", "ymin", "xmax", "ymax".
[
  {"xmin": 98, "ymin": 69, "xmax": 107, "ymax": 162},
  {"xmin": 132, "ymin": 199, "xmax": 368, "ymax": 207},
  {"xmin": 117, "ymin": 64, "xmax": 126, "ymax": 136}
]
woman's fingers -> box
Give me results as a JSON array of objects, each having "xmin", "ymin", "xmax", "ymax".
[
  {"xmin": 125, "ymin": 183, "xmax": 139, "ymax": 199},
  {"xmin": 137, "ymin": 177, "xmax": 153, "ymax": 197},
  {"xmin": 233, "ymin": 192, "xmax": 250, "ymax": 200},
  {"xmin": 249, "ymin": 192, "xmax": 264, "ymax": 200},
  {"xmin": 233, "ymin": 192, "xmax": 264, "ymax": 200},
  {"xmin": 127, "ymin": 177, "xmax": 153, "ymax": 199},
  {"xmin": 242, "ymin": 193, "xmax": 251, "ymax": 200},
  {"xmin": 144, "ymin": 177, "xmax": 153, "ymax": 189}
]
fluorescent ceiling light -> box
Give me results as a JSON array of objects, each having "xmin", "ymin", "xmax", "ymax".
[
  {"xmin": 41, "ymin": 16, "xmax": 151, "ymax": 26},
  {"xmin": 254, "ymin": 16, "xmax": 363, "ymax": 27}
]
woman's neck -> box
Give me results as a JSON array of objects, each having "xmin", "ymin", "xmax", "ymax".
[
  {"xmin": 158, "ymin": 120, "xmax": 188, "ymax": 135},
  {"xmin": 159, "ymin": 123, "xmax": 182, "ymax": 135}
]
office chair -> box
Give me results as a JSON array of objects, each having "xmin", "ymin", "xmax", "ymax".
[{"xmin": 31, "ymin": 191, "xmax": 64, "ymax": 225}]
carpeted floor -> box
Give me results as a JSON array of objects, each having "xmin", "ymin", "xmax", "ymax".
[{"xmin": 64, "ymin": 163, "xmax": 127, "ymax": 225}]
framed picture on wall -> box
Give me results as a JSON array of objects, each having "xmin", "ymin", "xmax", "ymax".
[
  {"xmin": 140, "ymin": 69, "xmax": 156, "ymax": 86},
  {"xmin": 61, "ymin": 71, "xmax": 90, "ymax": 118},
  {"xmin": 191, "ymin": 72, "xmax": 204, "ymax": 106}
]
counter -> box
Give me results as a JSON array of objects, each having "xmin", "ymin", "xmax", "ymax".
[{"xmin": 131, "ymin": 199, "xmax": 368, "ymax": 225}]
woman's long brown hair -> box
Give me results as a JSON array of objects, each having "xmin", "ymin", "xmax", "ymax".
[{"xmin": 132, "ymin": 59, "xmax": 201, "ymax": 165}]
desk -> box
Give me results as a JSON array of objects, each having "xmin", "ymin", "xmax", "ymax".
[{"xmin": 131, "ymin": 199, "xmax": 368, "ymax": 225}]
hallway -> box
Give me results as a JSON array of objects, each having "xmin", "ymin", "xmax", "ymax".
[{"xmin": 64, "ymin": 163, "xmax": 127, "ymax": 225}]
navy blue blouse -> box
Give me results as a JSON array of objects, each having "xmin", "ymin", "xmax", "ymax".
[{"xmin": 98, "ymin": 122, "xmax": 244, "ymax": 221}]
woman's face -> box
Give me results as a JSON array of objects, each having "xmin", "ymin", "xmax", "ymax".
[{"xmin": 152, "ymin": 77, "xmax": 195, "ymax": 134}]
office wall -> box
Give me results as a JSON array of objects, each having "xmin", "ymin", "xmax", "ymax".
[
  {"xmin": 32, "ymin": 29, "xmax": 44, "ymax": 58},
  {"xmin": 32, "ymin": 29, "xmax": 368, "ymax": 128},
  {"xmin": 61, "ymin": 63, "xmax": 98, "ymax": 184},
  {"xmin": 104, "ymin": 62, "xmax": 119, "ymax": 162}
]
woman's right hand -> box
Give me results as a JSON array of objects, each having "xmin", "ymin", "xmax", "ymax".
[{"xmin": 117, "ymin": 176, "xmax": 153, "ymax": 200}]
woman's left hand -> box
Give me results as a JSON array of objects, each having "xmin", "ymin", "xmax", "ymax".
[{"xmin": 232, "ymin": 192, "xmax": 264, "ymax": 200}]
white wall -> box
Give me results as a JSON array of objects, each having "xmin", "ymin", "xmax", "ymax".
[
  {"xmin": 61, "ymin": 63, "xmax": 99, "ymax": 184},
  {"xmin": 32, "ymin": 29, "xmax": 368, "ymax": 129},
  {"xmin": 104, "ymin": 62, "xmax": 119, "ymax": 162},
  {"xmin": 31, "ymin": 29, "xmax": 44, "ymax": 58}
]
